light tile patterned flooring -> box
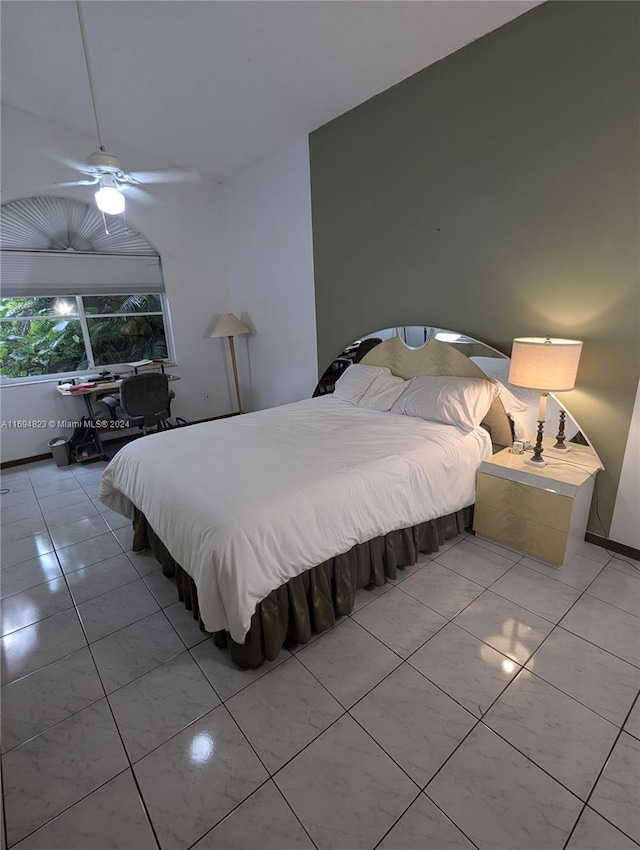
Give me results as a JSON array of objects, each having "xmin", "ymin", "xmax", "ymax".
[{"xmin": 1, "ymin": 458, "xmax": 639, "ymax": 850}]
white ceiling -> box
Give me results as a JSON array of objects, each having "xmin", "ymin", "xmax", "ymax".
[{"xmin": 1, "ymin": 1, "xmax": 539, "ymax": 183}]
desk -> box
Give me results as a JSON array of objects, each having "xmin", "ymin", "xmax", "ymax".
[{"xmin": 56, "ymin": 374, "xmax": 180, "ymax": 459}]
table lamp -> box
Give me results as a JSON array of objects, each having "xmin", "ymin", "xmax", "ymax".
[
  {"xmin": 210, "ymin": 313, "xmax": 251, "ymax": 414},
  {"xmin": 508, "ymin": 337, "xmax": 583, "ymax": 465}
]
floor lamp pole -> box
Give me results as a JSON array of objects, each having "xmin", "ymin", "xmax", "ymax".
[{"xmin": 227, "ymin": 335, "xmax": 243, "ymax": 414}]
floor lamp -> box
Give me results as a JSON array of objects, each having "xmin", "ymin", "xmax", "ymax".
[
  {"xmin": 508, "ymin": 337, "xmax": 583, "ymax": 465},
  {"xmin": 210, "ymin": 313, "xmax": 251, "ymax": 414}
]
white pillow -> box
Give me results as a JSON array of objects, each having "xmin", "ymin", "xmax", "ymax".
[
  {"xmin": 494, "ymin": 381, "xmax": 528, "ymax": 415},
  {"xmin": 391, "ymin": 376, "xmax": 499, "ymax": 432},
  {"xmin": 333, "ymin": 364, "xmax": 391, "ymax": 404},
  {"xmin": 359, "ymin": 371, "xmax": 407, "ymax": 412},
  {"xmin": 492, "ymin": 381, "xmax": 530, "ymax": 441}
]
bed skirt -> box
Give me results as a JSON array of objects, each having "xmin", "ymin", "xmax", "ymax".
[{"xmin": 132, "ymin": 506, "xmax": 472, "ymax": 668}]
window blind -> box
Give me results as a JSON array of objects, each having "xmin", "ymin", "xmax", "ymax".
[{"xmin": 0, "ymin": 251, "xmax": 164, "ymax": 297}]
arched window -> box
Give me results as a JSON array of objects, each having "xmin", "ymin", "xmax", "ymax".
[{"xmin": 0, "ymin": 196, "xmax": 173, "ymax": 380}]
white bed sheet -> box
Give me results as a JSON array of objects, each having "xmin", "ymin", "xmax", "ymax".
[{"xmin": 99, "ymin": 397, "xmax": 492, "ymax": 643}]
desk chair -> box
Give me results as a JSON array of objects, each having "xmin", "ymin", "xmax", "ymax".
[{"xmin": 118, "ymin": 373, "xmax": 174, "ymax": 434}]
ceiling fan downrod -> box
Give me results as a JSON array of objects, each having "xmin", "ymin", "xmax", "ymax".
[
  {"xmin": 76, "ymin": 0, "xmax": 105, "ymax": 151},
  {"xmin": 76, "ymin": 1, "xmax": 126, "ymax": 230}
]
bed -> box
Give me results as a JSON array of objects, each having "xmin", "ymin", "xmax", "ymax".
[{"xmin": 99, "ymin": 337, "xmax": 514, "ymax": 667}]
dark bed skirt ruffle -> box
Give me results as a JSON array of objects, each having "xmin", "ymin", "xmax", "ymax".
[{"xmin": 132, "ymin": 506, "xmax": 472, "ymax": 668}]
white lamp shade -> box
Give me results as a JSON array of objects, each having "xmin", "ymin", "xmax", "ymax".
[
  {"xmin": 210, "ymin": 312, "xmax": 251, "ymax": 338},
  {"xmin": 508, "ymin": 337, "xmax": 583, "ymax": 392},
  {"xmin": 95, "ymin": 185, "xmax": 125, "ymax": 215}
]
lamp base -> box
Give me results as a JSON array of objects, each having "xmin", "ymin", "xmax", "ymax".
[
  {"xmin": 548, "ymin": 443, "xmax": 572, "ymax": 453},
  {"xmin": 525, "ymin": 455, "xmax": 548, "ymax": 466},
  {"xmin": 527, "ymin": 417, "xmax": 547, "ymax": 466}
]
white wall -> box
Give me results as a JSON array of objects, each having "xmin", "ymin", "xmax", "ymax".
[
  {"xmin": 4, "ymin": 106, "xmax": 636, "ymax": 554},
  {"xmin": 1, "ymin": 104, "xmax": 234, "ymax": 461},
  {"xmin": 1, "ymin": 107, "xmax": 319, "ymax": 462},
  {"xmin": 222, "ymin": 136, "xmax": 317, "ymax": 411},
  {"xmin": 610, "ymin": 378, "xmax": 640, "ymax": 550}
]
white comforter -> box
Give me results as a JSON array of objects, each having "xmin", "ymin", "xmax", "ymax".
[{"xmin": 99, "ymin": 397, "xmax": 491, "ymax": 643}]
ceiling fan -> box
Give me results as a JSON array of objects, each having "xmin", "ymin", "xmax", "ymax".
[{"xmin": 56, "ymin": 1, "xmax": 200, "ymax": 219}]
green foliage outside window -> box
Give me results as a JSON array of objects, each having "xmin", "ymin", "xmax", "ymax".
[{"xmin": 0, "ymin": 294, "xmax": 169, "ymax": 379}]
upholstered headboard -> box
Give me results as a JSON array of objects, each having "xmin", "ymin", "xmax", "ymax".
[{"xmin": 360, "ymin": 336, "xmax": 513, "ymax": 447}]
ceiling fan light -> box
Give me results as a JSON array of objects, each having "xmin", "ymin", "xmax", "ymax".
[{"xmin": 95, "ymin": 183, "xmax": 125, "ymax": 215}]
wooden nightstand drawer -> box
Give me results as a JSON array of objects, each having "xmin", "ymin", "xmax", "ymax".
[
  {"xmin": 474, "ymin": 503, "xmax": 568, "ymax": 565},
  {"xmin": 473, "ymin": 441, "xmax": 602, "ymax": 568},
  {"xmin": 476, "ymin": 472, "xmax": 573, "ymax": 533}
]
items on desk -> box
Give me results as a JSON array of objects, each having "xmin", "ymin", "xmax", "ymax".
[
  {"xmin": 95, "ymin": 372, "xmax": 122, "ymax": 383},
  {"xmin": 69, "ymin": 382, "xmax": 96, "ymax": 393},
  {"xmin": 126, "ymin": 359, "xmax": 154, "ymax": 368},
  {"xmin": 126, "ymin": 359, "xmax": 166, "ymax": 375}
]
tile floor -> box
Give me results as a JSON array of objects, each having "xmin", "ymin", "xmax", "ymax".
[{"xmin": 1, "ymin": 458, "xmax": 639, "ymax": 850}]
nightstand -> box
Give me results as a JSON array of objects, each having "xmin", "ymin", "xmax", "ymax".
[{"xmin": 473, "ymin": 439, "xmax": 603, "ymax": 568}]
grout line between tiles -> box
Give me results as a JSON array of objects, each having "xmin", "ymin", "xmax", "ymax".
[
  {"xmin": 267, "ymin": 623, "xmax": 509, "ymax": 836},
  {"xmin": 62, "ymin": 586, "xmax": 184, "ymax": 847},
  {"xmin": 105, "ymin": 658, "xmax": 218, "ymax": 758},
  {"xmin": 0, "ymin": 685, "xmax": 106, "ymax": 757},
  {"xmin": 524, "ymin": 640, "xmax": 640, "ymax": 727},
  {"xmin": 581, "ymin": 588, "xmax": 640, "ymax": 622},
  {"xmin": 180, "ymin": 776, "xmax": 274, "ymax": 850},
  {"xmin": 180, "ymin": 760, "xmax": 320, "ymax": 850},
  {"xmin": 225, "ymin": 653, "xmax": 347, "ymax": 768},
  {"xmin": 270, "ymin": 782, "xmax": 323, "ymax": 850},
  {"xmin": 2, "ymin": 625, "xmax": 209, "ymax": 757},
  {"xmin": 552, "ymin": 577, "xmax": 640, "ymax": 671},
  {"xmin": 349, "ymin": 602, "xmax": 451, "ymax": 661},
  {"xmin": 170, "ymin": 541, "xmax": 633, "ymax": 842},
  {"xmin": 398, "ymin": 564, "xmax": 610, "ymax": 797},
  {"xmin": 124, "ymin": 770, "xmax": 163, "ymax": 850},
  {"xmin": 372, "ymin": 792, "xmax": 483, "ymax": 850},
  {"xmin": 3, "ymin": 766, "xmax": 133, "ymax": 850},
  {"xmin": 405, "ymin": 554, "xmax": 637, "ymax": 843},
  {"xmin": 561, "ymin": 689, "xmax": 640, "ymax": 850},
  {"xmin": 97, "ymin": 693, "xmax": 163, "ymax": 850},
  {"xmin": 3, "ymin": 477, "xmax": 638, "ymax": 848}
]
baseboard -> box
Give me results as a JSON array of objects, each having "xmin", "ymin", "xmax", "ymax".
[
  {"xmin": 585, "ymin": 532, "xmax": 640, "ymax": 562},
  {"xmin": 1, "ymin": 452, "xmax": 53, "ymax": 469},
  {"xmin": 0, "ymin": 412, "xmax": 241, "ymax": 469},
  {"xmin": 0, "ymin": 433, "xmax": 138, "ymax": 469}
]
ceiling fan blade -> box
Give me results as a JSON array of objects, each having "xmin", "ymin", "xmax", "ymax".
[
  {"xmin": 121, "ymin": 185, "xmax": 157, "ymax": 205},
  {"xmin": 42, "ymin": 149, "xmax": 91, "ymax": 173},
  {"xmin": 124, "ymin": 168, "xmax": 201, "ymax": 185},
  {"xmin": 53, "ymin": 178, "xmax": 98, "ymax": 187}
]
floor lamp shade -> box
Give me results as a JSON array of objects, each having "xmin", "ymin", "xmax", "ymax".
[
  {"xmin": 210, "ymin": 313, "xmax": 251, "ymax": 414},
  {"xmin": 508, "ymin": 337, "xmax": 583, "ymax": 464},
  {"xmin": 210, "ymin": 313, "xmax": 251, "ymax": 339}
]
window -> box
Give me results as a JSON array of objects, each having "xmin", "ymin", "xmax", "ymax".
[
  {"xmin": 0, "ymin": 294, "xmax": 170, "ymax": 379},
  {"xmin": 1, "ymin": 195, "xmax": 172, "ymax": 382}
]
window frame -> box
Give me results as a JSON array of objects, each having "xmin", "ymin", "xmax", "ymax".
[{"xmin": 0, "ymin": 293, "xmax": 175, "ymax": 385}]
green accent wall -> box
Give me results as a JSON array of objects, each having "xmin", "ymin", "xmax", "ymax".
[{"xmin": 310, "ymin": 1, "xmax": 639, "ymax": 536}]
